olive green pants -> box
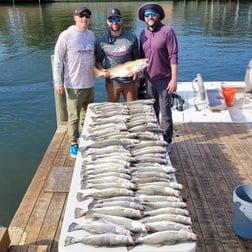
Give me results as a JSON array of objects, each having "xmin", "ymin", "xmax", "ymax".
[{"xmin": 65, "ymin": 87, "xmax": 94, "ymax": 144}]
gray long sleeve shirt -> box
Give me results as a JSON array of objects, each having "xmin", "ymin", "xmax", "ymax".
[{"xmin": 53, "ymin": 25, "xmax": 95, "ymax": 89}]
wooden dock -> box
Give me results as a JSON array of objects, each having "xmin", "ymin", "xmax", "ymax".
[{"xmin": 3, "ymin": 122, "xmax": 252, "ymax": 252}]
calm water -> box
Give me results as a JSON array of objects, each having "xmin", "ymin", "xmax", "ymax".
[{"xmin": 0, "ymin": 1, "xmax": 252, "ymax": 226}]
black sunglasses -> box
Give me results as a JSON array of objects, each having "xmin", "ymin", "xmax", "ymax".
[{"xmin": 78, "ymin": 13, "xmax": 90, "ymax": 18}]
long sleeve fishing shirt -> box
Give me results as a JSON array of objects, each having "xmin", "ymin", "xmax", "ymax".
[
  {"xmin": 53, "ymin": 25, "xmax": 95, "ymax": 89},
  {"xmin": 140, "ymin": 22, "xmax": 178, "ymax": 82}
]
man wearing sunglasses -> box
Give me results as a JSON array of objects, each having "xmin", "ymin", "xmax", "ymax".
[
  {"xmin": 53, "ymin": 6, "xmax": 95, "ymax": 158},
  {"xmin": 138, "ymin": 3, "xmax": 178, "ymax": 154},
  {"xmin": 95, "ymin": 7, "xmax": 139, "ymax": 102}
]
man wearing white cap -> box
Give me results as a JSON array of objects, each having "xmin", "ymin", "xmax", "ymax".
[
  {"xmin": 138, "ymin": 3, "xmax": 178, "ymax": 153},
  {"xmin": 53, "ymin": 6, "xmax": 95, "ymax": 158}
]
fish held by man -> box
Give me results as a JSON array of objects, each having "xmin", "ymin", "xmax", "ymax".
[{"xmin": 93, "ymin": 58, "xmax": 149, "ymax": 79}]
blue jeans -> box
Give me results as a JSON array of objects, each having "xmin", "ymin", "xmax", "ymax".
[{"xmin": 145, "ymin": 78, "xmax": 173, "ymax": 143}]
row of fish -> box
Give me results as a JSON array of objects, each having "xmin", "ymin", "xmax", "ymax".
[{"xmin": 64, "ymin": 99, "xmax": 197, "ymax": 248}]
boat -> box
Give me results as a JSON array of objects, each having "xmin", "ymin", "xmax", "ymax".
[
  {"xmin": 138, "ymin": 60, "xmax": 252, "ymax": 126},
  {"xmin": 172, "ymin": 77, "xmax": 252, "ymax": 124}
]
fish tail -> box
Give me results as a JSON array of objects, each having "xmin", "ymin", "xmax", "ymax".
[
  {"xmin": 76, "ymin": 192, "xmax": 85, "ymax": 201},
  {"xmin": 74, "ymin": 207, "xmax": 85, "ymax": 218},
  {"xmin": 88, "ymin": 201, "xmax": 95, "ymax": 209},
  {"xmin": 93, "ymin": 67, "xmax": 103, "ymax": 78},
  {"xmin": 68, "ymin": 222, "xmax": 79, "ymax": 232},
  {"xmin": 85, "ymin": 210, "xmax": 95, "ymax": 219},
  {"xmin": 64, "ymin": 236, "xmax": 76, "ymax": 246}
]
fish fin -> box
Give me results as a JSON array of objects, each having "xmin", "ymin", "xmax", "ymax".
[
  {"xmin": 127, "ymin": 245, "xmax": 136, "ymax": 251},
  {"xmin": 132, "ymin": 73, "xmax": 138, "ymax": 80},
  {"xmin": 144, "ymin": 224, "xmax": 150, "ymax": 232}
]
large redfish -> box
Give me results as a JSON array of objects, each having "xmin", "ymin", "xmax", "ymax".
[{"xmin": 93, "ymin": 58, "xmax": 148, "ymax": 79}]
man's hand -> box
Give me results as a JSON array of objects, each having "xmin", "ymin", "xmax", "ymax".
[
  {"xmin": 102, "ymin": 69, "xmax": 110, "ymax": 79},
  {"xmin": 55, "ymin": 85, "xmax": 65, "ymax": 94},
  {"xmin": 167, "ymin": 79, "xmax": 177, "ymax": 94}
]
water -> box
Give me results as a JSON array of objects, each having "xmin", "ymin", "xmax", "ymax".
[{"xmin": 0, "ymin": 1, "xmax": 252, "ymax": 226}]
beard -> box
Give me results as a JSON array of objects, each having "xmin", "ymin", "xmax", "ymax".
[
  {"xmin": 147, "ymin": 19, "xmax": 158, "ymax": 30},
  {"xmin": 110, "ymin": 24, "xmax": 121, "ymax": 32}
]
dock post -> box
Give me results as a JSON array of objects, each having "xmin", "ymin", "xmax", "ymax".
[
  {"xmin": 0, "ymin": 227, "xmax": 10, "ymax": 252},
  {"xmin": 51, "ymin": 55, "xmax": 68, "ymax": 127}
]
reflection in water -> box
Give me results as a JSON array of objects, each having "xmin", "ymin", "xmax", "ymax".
[{"xmin": 0, "ymin": 1, "xmax": 252, "ymax": 226}]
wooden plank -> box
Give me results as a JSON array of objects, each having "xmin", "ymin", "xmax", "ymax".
[
  {"xmin": 182, "ymin": 123, "xmax": 224, "ymax": 251},
  {"xmin": 50, "ymin": 200, "xmax": 67, "ymax": 252},
  {"xmin": 171, "ymin": 123, "xmax": 207, "ymax": 251},
  {"xmin": 44, "ymin": 167, "xmax": 73, "ymax": 193},
  {"xmin": 36, "ymin": 193, "xmax": 67, "ymax": 249},
  {"xmin": 197, "ymin": 124, "xmax": 241, "ymax": 251},
  {"xmin": 52, "ymin": 125, "xmax": 71, "ymax": 167},
  {"xmin": 23, "ymin": 192, "xmax": 52, "ymax": 244},
  {"xmin": 0, "ymin": 227, "xmax": 10, "ymax": 252},
  {"xmin": 27, "ymin": 245, "xmax": 48, "ymax": 252},
  {"xmin": 7, "ymin": 244, "xmax": 28, "ymax": 252}
]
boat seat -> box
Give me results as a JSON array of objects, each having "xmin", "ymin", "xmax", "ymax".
[
  {"xmin": 206, "ymin": 88, "xmax": 226, "ymax": 111},
  {"xmin": 241, "ymin": 59, "xmax": 252, "ymax": 109}
]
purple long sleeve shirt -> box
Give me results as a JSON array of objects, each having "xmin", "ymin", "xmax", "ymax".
[{"xmin": 140, "ymin": 22, "xmax": 178, "ymax": 81}]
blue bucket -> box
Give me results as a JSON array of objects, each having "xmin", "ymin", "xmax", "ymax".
[{"xmin": 232, "ymin": 184, "xmax": 252, "ymax": 239}]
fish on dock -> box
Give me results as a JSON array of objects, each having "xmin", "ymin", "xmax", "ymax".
[
  {"xmin": 88, "ymin": 199, "xmax": 143, "ymax": 210},
  {"xmin": 145, "ymin": 221, "xmax": 191, "ymax": 232},
  {"xmin": 77, "ymin": 188, "xmax": 135, "ymax": 201},
  {"xmin": 92, "ymin": 213, "xmax": 149, "ymax": 233},
  {"xmin": 136, "ymin": 230, "xmax": 197, "ymax": 246},
  {"xmin": 65, "ymin": 233, "xmax": 135, "ymax": 247},
  {"xmin": 68, "ymin": 221, "xmax": 133, "ymax": 236},
  {"xmin": 141, "ymin": 214, "xmax": 192, "ymax": 225},
  {"xmin": 75, "ymin": 206, "xmax": 144, "ymax": 219}
]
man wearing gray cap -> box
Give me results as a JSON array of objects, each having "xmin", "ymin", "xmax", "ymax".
[
  {"xmin": 95, "ymin": 7, "xmax": 139, "ymax": 102},
  {"xmin": 138, "ymin": 3, "xmax": 178, "ymax": 154},
  {"xmin": 53, "ymin": 6, "xmax": 95, "ymax": 158}
]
